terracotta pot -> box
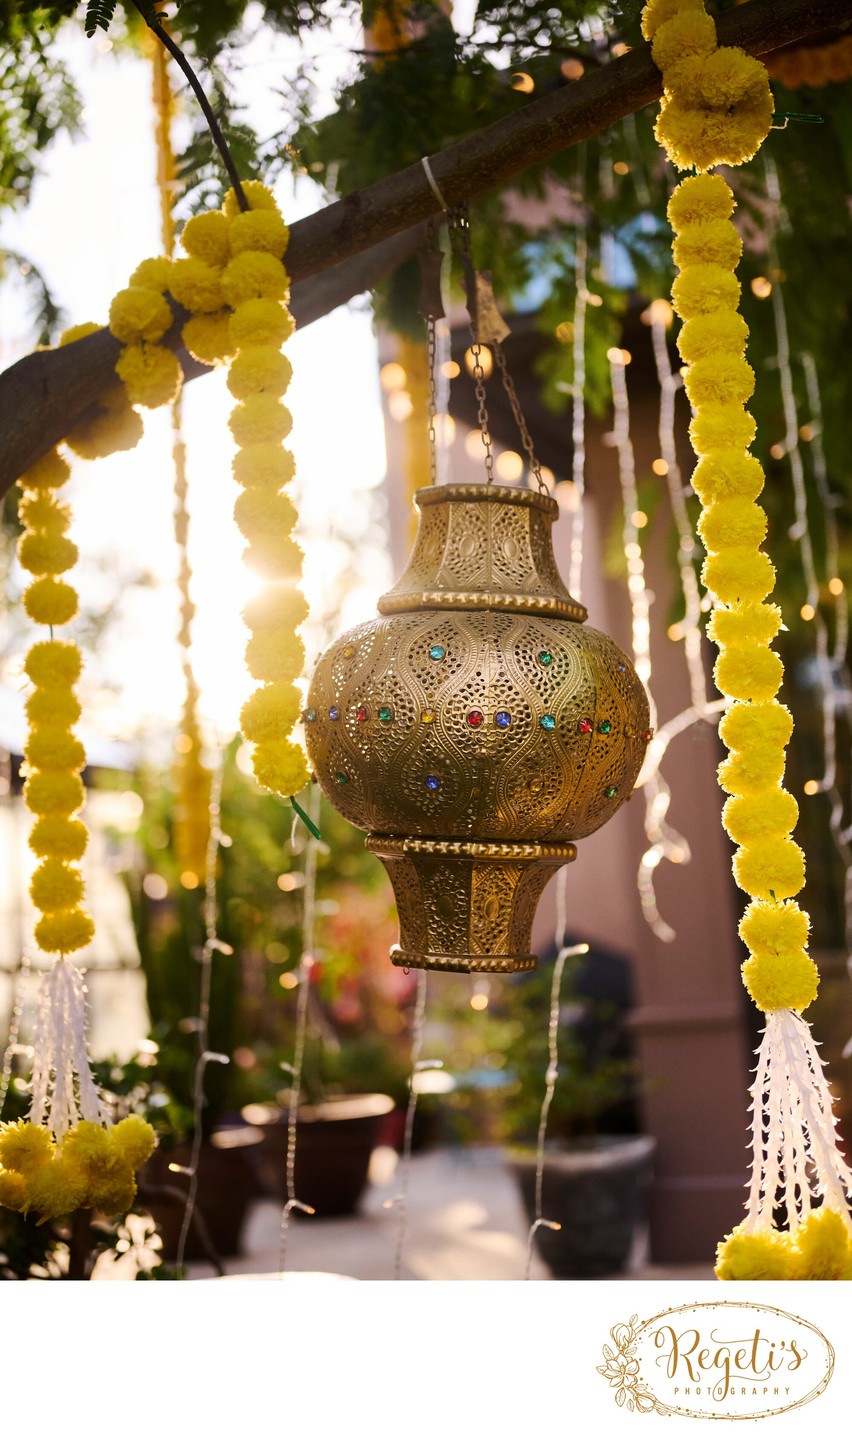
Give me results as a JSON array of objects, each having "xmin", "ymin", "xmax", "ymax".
[
  {"xmin": 510, "ymin": 1134, "xmax": 655, "ymax": 1278},
  {"xmin": 139, "ymin": 1125, "xmax": 264, "ymax": 1263},
  {"xmin": 242, "ymin": 1094, "xmax": 394, "ymax": 1217}
]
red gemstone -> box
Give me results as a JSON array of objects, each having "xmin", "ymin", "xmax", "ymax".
[
  {"xmin": 578, "ymin": 718, "xmax": 593, "ymax": 734},
  {"xmin": 356, "ymin": 705, "xmax": 368, "ymax": 723},
  {"xmin": 642, "ymin": 728, "xmax": 653, "ymax": 742},
  {"xmin": 467, "ymin": 710, "xmax": 484, "ymax": 728}
]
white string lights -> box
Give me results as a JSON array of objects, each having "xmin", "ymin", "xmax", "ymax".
[
  {"xmin": 389, "ymin": 969, "xmax": 429, "ymax": 1280},
  {"xmin": 568, "ymin": 233, "xmax": 589, "ymax": 600},
  {"xmin": 762, "ymin": 156, "xmax": 852, "ymax": 995},
  {"xmin": 278, "ymin": 784, "xmax": 319, "ymax": 1277},
  {"xmin": 608, "ymin": 349, "xmax": 693, "ymax": 942},
  {"xmin": 174, "ymin": 751, "xmax": 232, "ymax": 1270}
]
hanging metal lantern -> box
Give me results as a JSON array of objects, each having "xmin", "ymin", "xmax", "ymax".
[{"xmin": 305, "ymin": 482, "xmax": 650, "ymax": 973}]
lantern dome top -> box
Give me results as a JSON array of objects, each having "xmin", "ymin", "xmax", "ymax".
[{"xmin": 378, "ymin": 482, "xmax": 587, "ymax": 622}]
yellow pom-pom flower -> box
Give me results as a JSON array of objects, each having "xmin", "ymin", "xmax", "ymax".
[
  {"xmin": 115, "ymin": 342, "xmax": 182, "ymax": 409},
  {"xmin": 702, "ymin": 546, "xmax": 774, "ymax": 604},
  {"xmin": 243, "ymin": 535, "xmax": 304, "ymax": 582},
  {"xmin": 684, "ymin": 354, "xmax": 755, "ymax": 408},
  {"xmin": 59, "ymin": 321, "xmax": 101, "ymax": 346},
  {"xmin": 698, "ymin": 496, "xmax": 766, "ymax": 551},
  {"xmin": 25, "ymin": 639, "xmax": 81, "ymax": 687},
  {"xmin": 181, "ymin": 311, "xmax": 235, "ymax": 365},
  {"xmin": 251, "ymin": 737, "xmax": 309, "ymax": 797},
  {"xmin": 690, "ymin": 450, "xmax": 764, "ymax": 504},
  {"xmin": 741, "ymin": 948, "xmax": 819, "ymax": 1012},
  {"xmin": 715, "ymin": 1225, "xmax": 796, "ymax": 1281},
  {"xmin": 109, "ymin": 286, "xmax": 173, "ymax": 344},
  {"xmin": 228, "ymin": 209, "xmax": 289, "ymax": 259},
  {"xmin": 89, "ymin": 1165, "xmax": 137, "ymax": 1217},
  {"xmin": 641, "ymin": 0, "xmax": 704, "ymax": 41},
  {"xmin": 18, "ymin": 532, "xmax": 78, "ymax": 577},
  {"xmin": 690, "ymin": 405, "xmax": 756, "ymax": 455},
  {"xmin": 228, "ymin": 394, "xmax": 293, "ymax": 447},
  {"xmin": 110, "ymin": 1114, "xmax": 157, "ymax": 1169},
  {"xmin": 181, "ymin": 211, "xmax": 231, "ymax": 267},
  {"xmin": 227, "ymin": 345, "xmax": 293, "ymax": 400},
  {"xmin": 723, "ymin": 788, "xmax": 799, "ymax": 845},
  {"xmin": 18, "ymin": 492, "xmax": 71, "ymax": 534},
  {"xmin": 713, "ymin": 644, "xmax": 783, "ymax": 702},
  {"xmin": 25, "ymin": 726, "xmax": 86, "ymax": 771},
  {"xmin": 25, "ymin": 1156, "xmax": 89, "ymax": 1220},
  {"xmin": 232, "ymin": 442, "xmax": 296, "ymax": 491},
  {"xmin": 792, "ymin": 1209, "xmax": 852, "ymax": 1280},
  {"xmin": 244, "ymin": 629, "xmax": 306, "ymax": 684},
  {"xmin": 24, "ymin": 771, "xmax": 85, "ymax": 818},
  {"xmin": 668, "ymin": 172, "xmax": 735, "ymax": 230},
  {"xmin": 35, "ymin": 906, "xmax": 95, "ymax": 954},
  {"xmin": 23, "ymin": 577, "xmax": 79, "ymax": 627},
  {"xmin": 239, "ymin": 682, "xmax": 303, "ymax": 742},
  {"xmin": 733, "ymin": 835, "xmax": 806, "ymax": 901},
  {"xmin": 26, "ymin": 685, "xmax": 81, "ymax": 729},
  {"xmin": 651, "ymin": 8, "xmax": 716, "ymax": 72},
  {"xmin": 21, "ymin": 450, "xmax": 71, "ymax": 491},
  {"xmin": 672, "ymin": 263, "xmax": 740, "ymax": 319},
  {"xmin": 65, "ymin": 388, "xmax": 143, "ymax": 460},
  {"xmin": 719, "ymin": 699, "xmax": 793, "ymax": 754},
  {"xmin": 0, "ymin": 1169, "xmax": 27, "ymax": 1211},
  {"xmin": 221, "ymin": 252, "xmax": 289, "ymax": 308},
  {"xmin": 128, "ymin": 256, "xmax": 173, "ymax": 292},
  {"xmin": 30, "ymin": 858, "xmax": 84, "ymax": 913},
  {"xmin": 229, "ymin": 298, "xmax": 294, "ymax": 350},
  {"xmin": 697, "ymin": 46, "xmax": 772, "ymax": 110},
  {"xmin": 29, "ymin": 815, "xmax": 88, "ymax": 862},
  {"xmin": 168, "ymin": 257, "xmax": 224, "ymax": 314},
  {"xmin": 708, "ymin": 602, "xmax": 781, "ymax": 648},
  {"xmin": 233, "ymin": 488, "xmax": 298, "ymax": 544},
  {"xmin": 739, "ymin": 898, "xmax": 809, "ymax": 955},
  {"xmin": 0, "ymin": 1119, "xmax": 54, "ymax": 1176},
  {"xmin": 222, "ymin": 179, "xmax": 278, "ymax": 218},
  {"xmin": 718, "ymin": 743, "xmax": 786, "ymax": 796},
  {"xmin": 678, "ymin": 311, "xmax": 749, "ymax": 365},
  {"xmin": 242, "ymin": 585, "xmax": 308, "ymax": 633},
  {"xmin": 672, "ymin": 219, "xmax": 743, "ymax": 271}
]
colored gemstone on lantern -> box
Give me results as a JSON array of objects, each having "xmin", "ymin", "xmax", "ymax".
[
  {"xmin": 378, "ymin": 705, "xmax": 393, "ymax": 723},
  {"xmin": 336, "ymin": 772, "xmax": 348, "ymax": 784},
  {"xmin": 540, "ymin": 714, "xmax": 556, "ymax": 731},
  {"xmin": 467, "ymin": 710, "xmax": 484, "ymax": 728},
  {"xmin": 643, "ymin": 728, "xmax": 654, "ymax": 742},
  {"xmin": 356, "ymin": 705, "xmax": 369, "ymax": 723},
  {"xmin": 429, "ymin": 644, "xmax": 446, "ymax": 660},
  {"xmin": 425, "ymin": 774, "xmax": 441, "ymax": 791},
  {"xmin": 617, "ymin": 663, "xmax": 626, "ymax": 673},
  {"xmin": 538, "ymin": 650, "xmax": 553, "ymax": 667},
  {"xmin": 578, "ymin": 718, "xmax": 593, "ymax": 734},
  {"xmin": 495, "ymin": 711, "xmax": 511, "ymax": 729},
  {"xmin": 304, "ymin": 708, "xmax": 316, "ymax": 723},
  {"xmin": 528, "ymin": 778, "xmax": 543, "ymax": 793},
  {"xmin": 599, "ymin": 719, "xmax": 612, "ymax": 735},
  {"xmin": 605, "ymin": 785, "xmax": 617, "ymax": 799},
  {"xmin": 329, "ymin": 706, "xmax": 340, "ymax": 720},
  {"xmin": 421, "ymin": 709, "xmax": 436, "ymax": 724},
  {"xmin": 343, "ymin": 645, "xmax": 355, "ymax": 658}
]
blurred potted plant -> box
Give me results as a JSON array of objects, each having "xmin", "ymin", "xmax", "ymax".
[{"xmin": 499, "ymin": 941, "xmax": 655, "ymax": 1279}]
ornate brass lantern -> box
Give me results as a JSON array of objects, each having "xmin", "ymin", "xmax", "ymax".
[{"xmin": 305, "ymin": 483, "xmax": 650, "ymax": 973}]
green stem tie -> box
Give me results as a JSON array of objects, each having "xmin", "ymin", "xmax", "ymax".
[{"xmin": 290, "ymin": 795, "xmax": 321, "ymax": 841}]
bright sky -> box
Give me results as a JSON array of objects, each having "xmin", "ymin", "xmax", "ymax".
[{"xmin": 1, "ymin": 14, "xmax": 393, "ymax": 751}]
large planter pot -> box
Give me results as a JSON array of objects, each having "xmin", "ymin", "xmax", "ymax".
[
  {"xmin": 242, "ymin": 1094, "xmax": 395, "ymax": 1217},
  {"xmin": 139, "ymin": 1125, "xmax": 264, "ymax": 1263},
  {"xmin": 511, "ymin": 1135, "xmax": 656, "ymax": 1278}
]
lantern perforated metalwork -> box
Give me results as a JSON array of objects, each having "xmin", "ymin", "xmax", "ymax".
[{"xmin": 305, "ymin": 483, "xmax": 650, "ymax": 973}]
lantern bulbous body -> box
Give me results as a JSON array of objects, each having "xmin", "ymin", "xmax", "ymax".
[{"xmin": 305, "ymin": 484, "xmax": 650, "ymax": 972}]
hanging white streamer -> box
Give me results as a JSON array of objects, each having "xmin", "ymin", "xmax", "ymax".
[{"xmin": 28, "ymin": 956, "xmax": 104, "ymax": 1138}]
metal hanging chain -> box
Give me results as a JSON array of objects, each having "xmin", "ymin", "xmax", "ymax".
[
  {"xmin": 449, "ymin": 207, "xmax": 495, "ymax": 485},
  {"xmin": 492, "ymin": 342, "xmax": 547, "ymax": 495},
  {"xmin": 418, "ymin": 217, "xmax": 445, "ymax": 488},
  {"xmin": 426, "ymin": 311, "xmax": 439, "ymax": 487}
]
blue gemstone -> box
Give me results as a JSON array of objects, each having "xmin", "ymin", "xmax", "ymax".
[
  {"xmin": 540, "ymin": 714, "xmax": 556, "ymax": 731},
  {"xmin": 429, "ymin": 644, "xmax": 446, "ymax": 661},
  {"xmin": 304, "ymin": 708, "xmax": 316, "ymax": 723},
  {"xmin": 425, "ymin": 774, "xmax": 441, "ymax": 791},
  {"xmin": 329, "ymin": 705, "xmax": 340, "ymax": 720},
  {"xmin": 617, "ymin": 663, "xmax": 626, "ymax": 673},
  {"xmin": 495, "ymin": 711, "xmax": 511, "ymax": 729}
]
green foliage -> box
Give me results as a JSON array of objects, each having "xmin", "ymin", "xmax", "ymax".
[{"xmin": 84, "ymin": 0, "xmax": 117, "ymax": 36}]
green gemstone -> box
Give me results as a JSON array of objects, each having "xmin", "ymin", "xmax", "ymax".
[
  {"xmin": 599, "ymin": 720, "xmax": 612, "ymax": 735},
  {"xmin": 336, "ymin": 772, "xmax": 348, "ymax": 784},
  {"xmin": 605, "ymin": 785, "xmax": 617, "ymax": 799},
  {"xmin": 378, "ymin": 705, "xmax": 393, "ymax": 723},
  {"xmin": 538, "ymin": 650, "xmax": 553, "ymax": 667}
]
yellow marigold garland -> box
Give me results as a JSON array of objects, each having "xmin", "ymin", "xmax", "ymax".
[{"xmin": 644, "ymin": 0, "xmax": 852, "ymax": 1280}]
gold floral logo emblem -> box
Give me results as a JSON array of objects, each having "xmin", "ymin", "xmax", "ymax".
[{"xmin": 597, "ymin": 1302, "xmax": 834, "ymax": 1420}]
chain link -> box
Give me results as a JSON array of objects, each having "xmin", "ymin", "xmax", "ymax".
[
  {"xmin": 426, "ymin": 311, "xmax": 438, "ymax": 486},
  {"xmin": 493, "ymin": 342, "xmax": 547, "ymax": 494},
  {"xmin": 451, "ymin": 207, "xmax": 496, "ymax": 485}
]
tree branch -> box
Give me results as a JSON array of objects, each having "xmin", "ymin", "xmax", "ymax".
[{"xmin": 1, "ymin": 0, "xmax": 848, "ymax": 496}]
